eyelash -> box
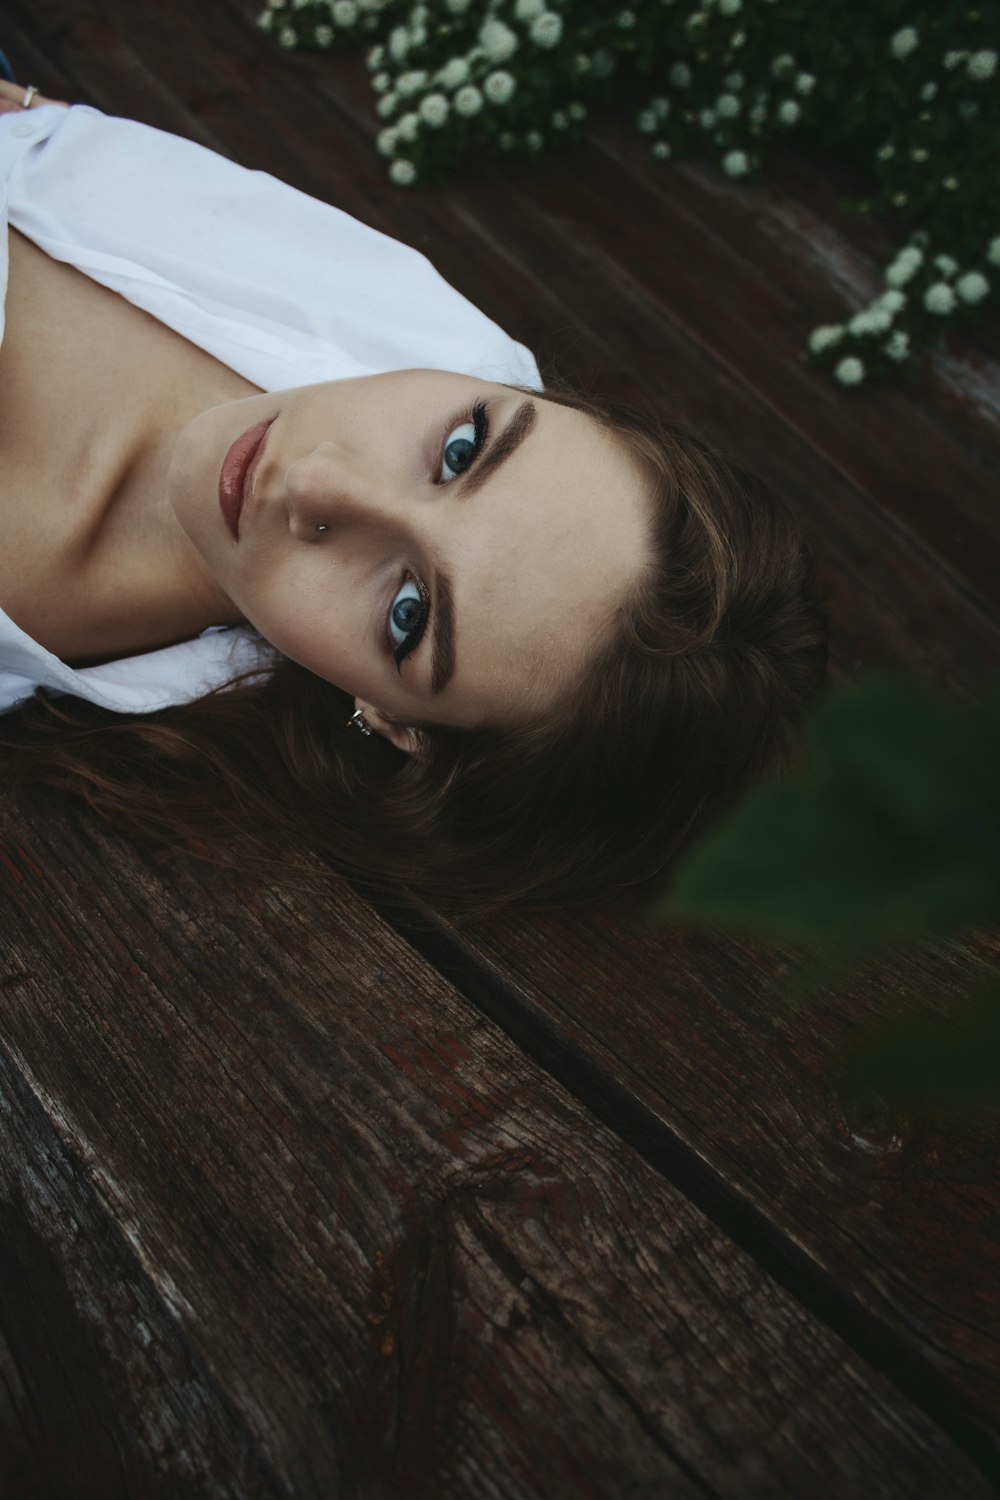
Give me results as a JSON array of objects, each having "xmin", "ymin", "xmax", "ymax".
[{"xmin": 387, "ymin": 399, "xmax": 490, "ymax": 671}]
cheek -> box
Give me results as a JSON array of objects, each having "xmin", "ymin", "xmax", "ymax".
[{"xmin": 241, "ymin": 571, "xmax": 373, "ymax": 687}]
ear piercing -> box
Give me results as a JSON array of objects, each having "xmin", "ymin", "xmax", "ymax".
[{"xmin": 348, "ymin": 709, "xmax": 373, "ymax": 736}]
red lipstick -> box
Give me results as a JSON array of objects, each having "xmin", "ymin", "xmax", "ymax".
[{"xmin": 219, "ymin": 419, "xmax": 273, "ymax": 540}]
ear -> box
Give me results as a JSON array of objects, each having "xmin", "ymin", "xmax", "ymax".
[{"xmin": 354, "ymin": 700, "xmax": 427, "ymax": 759}]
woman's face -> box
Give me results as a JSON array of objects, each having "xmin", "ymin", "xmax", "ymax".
[{"xmin": 168, "ymin": 370, "xmax": 651, "ymax": 747}]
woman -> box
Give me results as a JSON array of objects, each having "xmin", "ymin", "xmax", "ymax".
[{"xmin": 0, "ymin": 77, "xmax": 829, "ymax": 913}]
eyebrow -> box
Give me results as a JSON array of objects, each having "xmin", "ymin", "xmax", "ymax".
[{"xmin": 429, "ymin": 398, "xmax": 538, "ymax": 696}]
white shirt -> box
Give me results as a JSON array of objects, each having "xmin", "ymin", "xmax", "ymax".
[{"xmin": 0, "ymin": 103, "xmax": 543, "ymax": 717}]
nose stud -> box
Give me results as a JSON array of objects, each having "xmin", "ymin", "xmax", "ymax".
[{"xmin": 316, "ymin": 524, "xmax": 329, "ymax": 534}]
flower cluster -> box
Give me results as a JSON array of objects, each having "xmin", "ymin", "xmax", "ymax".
[{"xmin": 259, "ymin": 0, "xmax": 998, "ymax": 389}]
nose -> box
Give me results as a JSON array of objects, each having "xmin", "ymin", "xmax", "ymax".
[{"xmin": 283, "ymin": 442, "xmax": 400, "ymax": 542}]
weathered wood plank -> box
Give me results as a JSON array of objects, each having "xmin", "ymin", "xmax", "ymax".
[
  {"xmin": 0, "ymin": 799, "xmax": 992, "ymax": 1498},
  {"xmin": 0, "ymin": 1048, "xmax": 285, "ymax": 1500},
  {"xmin": 413, "ymin": 906, "xmax": 1000, "ymax": 1451}
]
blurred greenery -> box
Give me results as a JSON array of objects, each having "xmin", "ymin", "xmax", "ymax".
[{"xmin": 651, "ymin": 675, "xmax": 1000, "ymax": 1119}]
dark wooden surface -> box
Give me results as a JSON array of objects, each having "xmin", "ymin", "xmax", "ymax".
[{"xmin": 1, "ymin": 1, "xmax": 999, "ymax": 1496}]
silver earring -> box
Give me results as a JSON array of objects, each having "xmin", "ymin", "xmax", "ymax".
[
  {"xmin": 348, "ymin": 709, "xmax": 373, "ymax": 737},
  {"xmin": 316, "ymin": 524, "xmax": 329, "ymax": 534}
]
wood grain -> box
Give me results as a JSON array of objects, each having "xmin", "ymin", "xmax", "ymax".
[{"xmin": 0, "ymin": 799, "xmax": 992, "ymax": 1498}]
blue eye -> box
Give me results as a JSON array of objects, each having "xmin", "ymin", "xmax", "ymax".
[
  {"xmin": 439, "ymin": 399, "xmax": 488, "ymax": 482},
  {"xmin": 388, "ymin": 575, "xmax": 429, "ymax": 669}
]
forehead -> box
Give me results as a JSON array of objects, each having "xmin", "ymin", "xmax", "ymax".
[{"xmin": 441, "ymin": 387, "xmax": 652, "ymax": 725}]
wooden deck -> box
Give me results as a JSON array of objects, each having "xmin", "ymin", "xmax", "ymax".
[{"xmin": 2, "ymin": 2, "xmax": 999, "ymax": 1496}]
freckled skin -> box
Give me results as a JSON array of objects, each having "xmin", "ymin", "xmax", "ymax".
[{"xmin": 167, "ymin": 369, "xmax": 651, "ymax": 749}]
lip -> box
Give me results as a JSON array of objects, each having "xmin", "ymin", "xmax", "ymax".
[{"xmin": 219, "ymin": 419, "xmax": 274, "ymax": 540}]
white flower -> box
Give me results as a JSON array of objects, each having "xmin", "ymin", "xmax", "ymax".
[
  {"xmin": 890, "ymin": 27, "xmax": 919, "ymax": 60},
  {"xmin": 574, "ymin": 53, "xmax": 592, "ymax": 74},
  {"xmin": 848, "ymin": 309, "xmax": 892, "ymax": 335},
  {"xmin": 778, "ymin": 100, "xmax": 801, "ymax": 125},
  {"xmin": 454, "ymin": 85, "xmax": 484, "ymax": 116},
  {"xmin": 956, "ymin": 271, "xmax": 990, "ymax": 304},
  {"xmin": 835, "ymin": 356, "xmax": 865, "ymax": 385},
  {"xmin": 568, "ymin": 101, "xmax": 587, "ymax": 121},
  {"xmin": 876, "ymin": 289, "xmax": 907, "ymax": 313},
  {"xmin": 919, "ymin": 81, "xmax": 938, "ymax": 101},
  {"xmin": 885, "ymin": 251, "xmax": 922, "ymax": 287},
  {"xmin": 924, "ymin": 282, "xmax": 957, "ymax": 314},
  {"xmin": 771, "ymin": 54, "xmax": 795, "ymax": 79},
  {"xmin": 292, "ymin": 0, "xmax": 310, "ymax": 10},
  {"xmin": 877, "ymin": 142, "xmax": 895, "ymax": 161},
  {"xmin": 514, "ymin": 0, "xmax": 545, "ymax": 18},
  {"xmin": 388, "ymin": 26, "xmax": 409, "ymax": 62},
  {"xmin": 367, "ymin": 43, "xmax": 385, "ymax": 68},
  {"xmin": 968, "ymin": 50, "xmax": 997, "ymax": 81},
  {"xmin": 617, "ymin": 11, "xmax": 637, "ymax": 28},
  {"xmin": 372, "ymin": 71, "xmax": 391, "ymax": 93},
  {"xmin": 396, "ymin": 111, "xmax": 419, "ymax": 141},
  {"xmin": 315, "ymin": 22, "xmax": 334, "ymax": 44},
  {"xmin": 438, "ymin": 57, "xmax": 470, "ymax": 89},
  {"xmin": 699, "ymin": 109, "xmax": 716, "ymax": 130},
  {"xmin": 988, "ymin": 237, "xmax": 1000, "ymax": 267},
  {"xmin": 484, "ymin": 70, "xmax": 516, "ymax": 105},
  {"xmin": 669, "ymin": 62, "xmax": 692, "ymax": 88},
  {"xmin": 942, "ymin": 176, "xmax": 959, "ymax": 190},
  {"xmin": 884, "ymin": 331, "xmax": 910, "ymax": 362},
  {"xmin": 397, "ymin": 70, "xmax": 428, "ymax": 97},
  {"xmin": 651, "ymin": 96, "xmax": 670, "ymax": 118},
  {"xmin": 933, "ymin": 254, "xmax": 958, "ymax": 277},
  {"xmin": 376, "ymin": 126, "xmax": 399, "ymax": 156},
  {"xmin": 795, "ymin": 72, "xmax": 816, "ymax": 95},
  {"xmin": 258, "ymin": 10, "xmax": 274, "ymax": 32},
  {"xmin": 530, "ymin": 12, "xmax": 563, "ymax": 48},
  {"xmin": 724, "ymin": 72, "xmax": 745, "ymax": 90},
  {"xmin": 445, "ymin": 0, "xmax": 470, "ymax": 12},
  {"xmin": 525, "ymin": 129, "xmax": 544, "ymax": 150},
  {"xmin": 332, "ymin": 0, "xmax": 358, "ymax": 24},
  {"xmin": 716, "ymin": 93, "xmax": 741, "ymax": 118},
  {"xmin": 722, "ymin": 150, "xmax": 749, "ymax": 177},
  {"xmin": 637, "ymin": 109, "xmax": 659, "ymax": 133},
  {"xmin": 719, "ymin": 0, "xmax": 741, "ymax": 13},
  {"xmin": 944, "ymin": 50, "xmax": 967, "ymax": 71},
  {"xmin": 419, "ymin": 91, "xmax": 449, "ymax": 125},
  {"xmin": 552, "ymin": 109, "xmax": 568, "ymax": 128},
  {"xmin": 808, "ymin": 324, "xmax": 844, "ymax": 353},
  {"xmin": 652, "ymin": 141, "xmax": 672, "ymax": 160},
  {"xmin": 278, "ymin": 25, "xmax": 297, "ymax": 48},
  {"xmin": 389, "ymin": 158, "xmax": 417, "ymax": 186},
  {"xmin": 480, "ymin": 19, "xmax": 518, "ymax": 63},
  {"xmin": 376, "ymin": 92, "xmax": 398, "ymax": 118}
]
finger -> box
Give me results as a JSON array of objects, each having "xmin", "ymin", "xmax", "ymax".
[{"xmin": 0, "ymin": 79, "xmax": 69, "ymax": 109}]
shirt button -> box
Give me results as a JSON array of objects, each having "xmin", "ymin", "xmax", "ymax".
[{"xmin": 11, "ymin": 122, "xmax": 35, "ymax": 137}]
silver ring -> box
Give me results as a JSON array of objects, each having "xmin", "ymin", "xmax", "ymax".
[{"xmin": 21, "ymin": 85, "xmax": 39, "ymax": 109}]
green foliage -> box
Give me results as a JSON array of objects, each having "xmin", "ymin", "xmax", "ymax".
[
  {"xmin": 651, "ymin": 675, "xmax": 1000, "ymax": 1117},
  {"xmin": 260, "ymin": 0, "xmax": 999, "ymax": 392}
]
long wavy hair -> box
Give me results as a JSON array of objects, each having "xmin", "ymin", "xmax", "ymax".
[{"xmin": 0, "ymin": 381, "xmax": 830, "ymax": 916}]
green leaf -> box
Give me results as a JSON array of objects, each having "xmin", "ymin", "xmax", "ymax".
[{"xmin": 651, "ymin": 675, "xmax": 1000, "ymax": 960}]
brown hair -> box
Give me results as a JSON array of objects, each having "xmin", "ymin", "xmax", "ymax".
[{"xmin": 0, "ymin": 383, "xmax": 829, "ymax": 916}]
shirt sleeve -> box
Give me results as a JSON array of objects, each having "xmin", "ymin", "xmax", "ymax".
[{"xmin": 3, "ymin": 102, "xmax": 543, "ymax": 394}]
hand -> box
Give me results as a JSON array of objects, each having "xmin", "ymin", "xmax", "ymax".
[{"xmin": 0, "ymin": 80, "xmax": 69, "ymax": 115}]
